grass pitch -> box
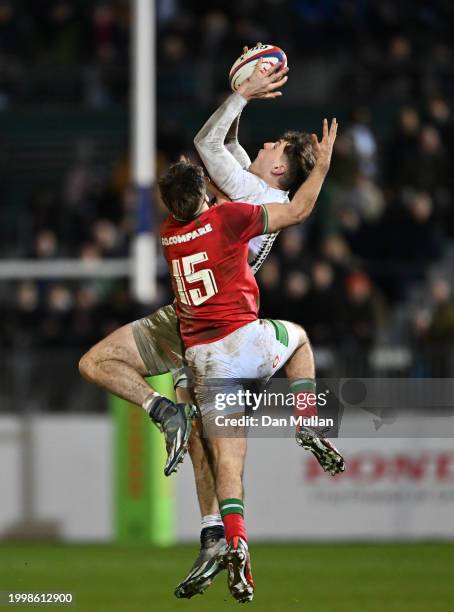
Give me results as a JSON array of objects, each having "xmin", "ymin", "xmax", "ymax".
[{"xmin": 0, "ymin": 542, "xmax": 453, "ymax": 612}]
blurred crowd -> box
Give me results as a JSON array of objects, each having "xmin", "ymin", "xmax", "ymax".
[
  {"xmin": 271, "ymin": 99, "xmax": 454, "ymax": 353},
  {"xmin": 2, "ymin": 0, "xmax": 454, "ymax": 367},
  {"xmin": 0, "ymin": 0, "xmax": 129, "ymax": 108},
  {"xmin": 0, "ymin": 1, "xmax": 453, "ymax": 107},
  {"xmin": 158, "ymin": 0, "xmax": 454, "ymax": 107}
]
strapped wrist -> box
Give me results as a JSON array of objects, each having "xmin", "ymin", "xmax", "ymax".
[{"xmin": 142, "ymin": 391, "xmax": 161, "ymax": 413}]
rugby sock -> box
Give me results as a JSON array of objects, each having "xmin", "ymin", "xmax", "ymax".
[
  {"xmin": 290, "ymin": 378, "xmax": 318, "ymax": 430},
  {"xmin": 201, "ymin": 513, "xmax": 224, "ymax": 530},
  {"xmin": 220, "ymin": 498, "xmax": 247, "ymax": 543},
  {"xmin": 200, "ymin": 514, "xmax": 225, "ymax": 545}
]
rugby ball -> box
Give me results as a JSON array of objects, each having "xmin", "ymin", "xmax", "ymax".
[{"xmin": 229, "ymin": 44, "xmax": 287, "ymax": 92}]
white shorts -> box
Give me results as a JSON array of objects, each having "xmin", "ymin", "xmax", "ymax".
[{"xmin": 185, "ymin": 319, "xmax": 302, "ymax": 420}]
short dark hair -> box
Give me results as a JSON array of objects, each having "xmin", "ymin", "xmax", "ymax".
[
  {"xmin": 158, "ymin": 161, "xmax": 206, "ymax": 221},
  {"xmin": 279, "ymin": 131, "xmax": 316, "ymax": 195}
]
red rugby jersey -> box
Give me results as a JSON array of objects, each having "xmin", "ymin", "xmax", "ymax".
[{"xmin": 160, "ymin": 202, "xmax": 267, "ymax": 348}]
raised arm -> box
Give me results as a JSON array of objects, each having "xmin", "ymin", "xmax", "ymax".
[
  {"xmin": 194, "ymin": 93, "xmax": 249, "ymax": 196},
  {"xmin": 224, "ymin": 44, "xmax": 255, "ymax": 169},
  {"xmin": 194, "ymin": 59, "xmax": 288, "ymax": 199},
  {"xmin": 264, "ymin": 118, "xmax": 338, "ymax": 233},
  {"xmin": 224, "ymin": 113, "xmax": 251, "ymax": 170}
]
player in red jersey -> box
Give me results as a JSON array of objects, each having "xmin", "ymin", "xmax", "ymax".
[
  {"xmin": 158, "ymin": 118, "xmax": 340, "ymax": 603},
  {"xmin": 162, "ymin": 202, "xmax": 263, "ymax": 347}
]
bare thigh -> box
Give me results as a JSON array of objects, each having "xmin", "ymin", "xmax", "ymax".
[{"xmin": 82, "ymin": 323, "xmax": 148, "ymax": 377}]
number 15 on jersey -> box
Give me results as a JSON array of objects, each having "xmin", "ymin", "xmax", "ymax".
[{"xmin": 171, "ymin": 252, "xmax": 218, "ymax": 306}]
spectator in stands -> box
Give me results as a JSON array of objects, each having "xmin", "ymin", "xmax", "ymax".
[
  {"xmin": 386, "ymin": 107, "xmax": 421, "ymax": 189},
  {"xmin": 427, "ymin": 279, "xmax": 454, "ymax": 344},
  {"xmin": 10, "ymin": 281, "xmax": 42, "ymax": 348},
  {"xmin": 279, "ymin": 269, "xmax": 311, "ymax": 325},
  {"xmin": 305, "ymin": 260, "xmax": 343, "ymax": 346},
  {"xmin": 45, "ymin": 0, "xmax": 82, "ymax": 65},
  {"xmin": 41, "ymin": 284, "xmax": 74, "ymax": 348},
  {"xmin": 346, "ymin": 106, "xmax": 378, "ymax": 179},
  {"xmin": 342, "ymin": 272, "xmax": 379, "ymax": 349}
]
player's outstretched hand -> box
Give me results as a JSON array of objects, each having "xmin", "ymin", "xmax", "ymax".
[
  {"xmin": 237, "ymin": 57, "xmax": 289, "ymax": 101},
  {"xmin": 311, "ymin": 118, "xmax": 338, "ymax": 174}
]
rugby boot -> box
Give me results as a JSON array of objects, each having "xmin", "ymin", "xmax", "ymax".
[
  {"xmin": 147, "ymin": 395, "xmax": 197, "ymax": 476},
  {"xmin": 296, "ymin": 426, "xmax": 345, "ymax": 476},
  {"xmin": 222, "ymin": 536, "xmax": 254, "ymax": 604},
  {"xmin": 175, "ymin": 527, "xmax": 227, "ymax": 598}
]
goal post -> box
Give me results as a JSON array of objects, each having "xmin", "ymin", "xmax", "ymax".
[
  {"xmin": 131, "ymin": 0, "xmax": 157, "ymax": 304},
  {"xmin": 109, "ymin": 0, "xmax": 176, "ymax": 546},
  {"xmin": 110, "ymin": 374, "xmax": 175, "ymax": 546},
  {"xmin": 0, "ymin": 0, "xmax": 175, "ymax": 545}
]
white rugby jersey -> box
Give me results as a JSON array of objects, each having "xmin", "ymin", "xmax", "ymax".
[
  {"xmin": 194, "ymin": 92, "xmax": 289, "ymax": 274},
  {"xmin": 231, "ymin": 172, "xmax": 289, "ymax": 274}
]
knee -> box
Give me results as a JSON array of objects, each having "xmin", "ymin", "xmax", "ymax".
[
  {"xmin": 78, "ymin": 347, "xmax": 98, "ymax": 382},
  {"xmin": 294, "ymin": 323, "xmax": 310, "ymax": 348}
]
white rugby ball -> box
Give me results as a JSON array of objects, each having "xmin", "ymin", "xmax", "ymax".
[{"xmin": 229, "ymin": 44, "xmax": 287, "ymax": 92}]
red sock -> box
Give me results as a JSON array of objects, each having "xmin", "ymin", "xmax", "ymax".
[
  {"xmin": 222, "ymin": 513, "xmax": 247, "ymax": 543},
  {"xmin": 295, "ymin": 393, "xmax": 318, "ymax": 417},
  {"xmin": 291, "ymin": 379, "xmax": 318, "ymax": 431}
]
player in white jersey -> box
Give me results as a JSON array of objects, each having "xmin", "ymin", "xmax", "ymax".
[
  {"xmin": 173, "ymin": 61, "xmax": 344, "ymax": 599},
  {"xmin": 79, "ymin": 58, "xmax": 344, "ymax": 598}
]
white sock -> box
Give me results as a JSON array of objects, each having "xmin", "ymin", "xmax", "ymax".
[
  {"xmin": 142, "ymin": 391, "xmax": 160, "ymax": 415},
  {"xmin": 201, "ymin": 513, "xmax": 223, "ymax": 529}
]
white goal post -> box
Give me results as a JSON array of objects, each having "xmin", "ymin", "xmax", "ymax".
[
  {"xmin": 0, "ymin": 259, "xmax": 130, "ymax": 280},
  {"xmin": 0, "ymin": 0, "xmax": 157, "ymax": 296},
  {"xmin": 131, "ymin": 0, "xmax": 157, "ymax": 303}
]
